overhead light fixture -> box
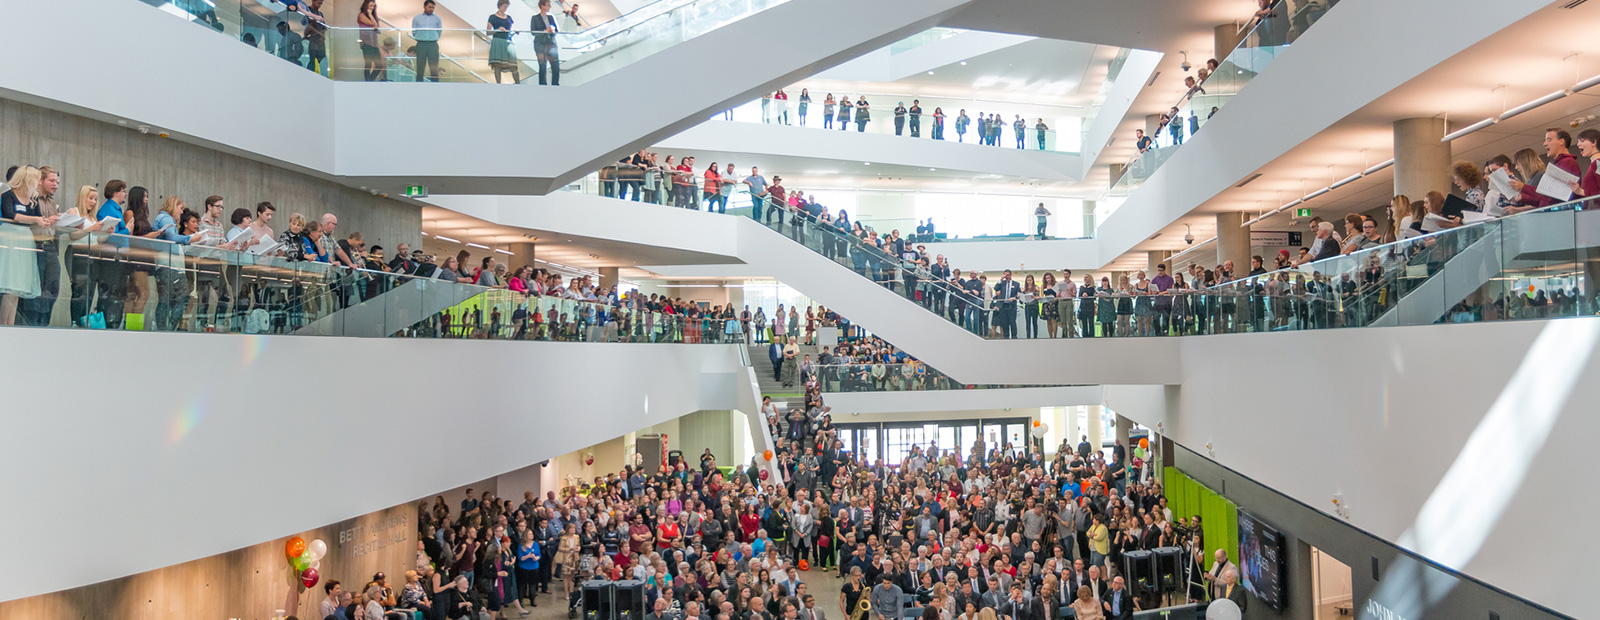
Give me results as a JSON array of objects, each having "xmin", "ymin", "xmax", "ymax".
[
  {"xmin": 466, "ymin": 242, "xmax": 490, "ymax": 249},
  {"xmin": 1573, "ymin": 73, "xmax": 1600, "ymax": 92},
  {"xmin": 1303, "ymin": 187, "xmax": 1331, "ymax": 200},
  {"xmin": 433, "ymin": 235, "xmax": 460, "ymax": 244},
  {"xmin": 1442, "ymin": 117, "xmax": 1496, "ymax": 142},
  {"xmin": 1329, "ymin": 172, "xmax": 1364, "ymax": 189},
  {"xmin": 863, "ymin": 162, "xmax": 871, "ymax": 166},
  {"xmin": 928, "ymin": 71, "xmax": 935, "ymax": 75},
  {"xmin": 419, "ymin": 231, "xmax": 429, "ymax": 237},
  {"xmin": 1362, "ymin": 158, "xmax": 1395, "ymax": 176},
  {"xmin": 495, "ymin": 249, "xmax": 514, "ymax": 255},
  {"xmin": 959, "ymin": 61, "xmax": 967, "ymax": 66},
  {"xmin": 1501, "ymin": 90, "xmax": 1567, "ymax": 121}
]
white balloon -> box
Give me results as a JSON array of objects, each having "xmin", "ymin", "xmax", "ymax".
[
  {"xmin": 1205, "ymin": 599, "xmax": 1241, "ymax": 620},
  {"xmin": 1030, "ymin": 423, "xmax": 1048, "ymax": 438},
  {"xmin": 307, "ymin": 539, "xmax": 328, "ymax": 562}
]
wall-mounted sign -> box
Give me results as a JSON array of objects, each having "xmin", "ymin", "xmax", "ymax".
[
  {"xmin": 1296, "ymin": 207, "xmax": 1313, "ymax": 218},
  {"xmin": 1251, "ymin": 231, "xmax": 1304, "ymax": 246},
  {"xmin": 405, "ymin": 185, "xmax": 429, "ymax": 198}
]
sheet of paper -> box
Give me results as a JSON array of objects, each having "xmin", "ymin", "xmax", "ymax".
[
  {"xmin": 1461, "ymin": 210, "xmax": 1493, "ymax": 224},
  {"xmin": 248, "ymin": 240, "xmax": 281, "ymax": 255},
  {"xmin": 1538, "ymin": 164, "xmax": 1578, "ymax": 201},
  {"xmin": 1421, "ymin": 212, "xmax": 1451, "ymax": 232},
  {"xmin": 225, "ymin": 227, "xmax": 252, "ymax": 242},
  {"xmin": 53, "ymin": 213, "xmax": 84, "ymax": 229},
  {"xmin": 1488, "ymin": 167, "xmax": 1518, "ymax": 198}
]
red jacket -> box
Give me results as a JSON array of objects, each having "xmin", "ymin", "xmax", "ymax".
[{"xmin": 1520, "ymin": 152, "xmax": 1580, "ymax": 206}]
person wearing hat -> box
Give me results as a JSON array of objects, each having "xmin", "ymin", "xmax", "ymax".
[{"xmin": 869, "ymin": 570, "xmax": 904, "ymax": 620}]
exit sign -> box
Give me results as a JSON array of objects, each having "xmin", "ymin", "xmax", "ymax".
[
  {"xmin": 405, "ymin": 185, "xmax": 429, "ymax": 198},
  {"xmin": 1295, "ymin": 207, "xmax": 1312, "ymax": 218}
]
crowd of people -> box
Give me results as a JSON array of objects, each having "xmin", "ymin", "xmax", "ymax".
[
  {"xmin": 751, "ymin": 90, "xmax": 1051, "ymax": 150},
  {"xmin": 309, "ymin": 386, "xmax": 1234, "ymax": 620}
]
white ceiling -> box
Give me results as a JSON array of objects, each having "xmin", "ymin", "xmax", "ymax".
[{"xmin": 1117, "ymin": 0, "xmax": 1600, "ymax": 261}]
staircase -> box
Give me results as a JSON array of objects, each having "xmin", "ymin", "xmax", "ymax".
[{"xmin": 747, "ymin": 342, "xmax": 821, "ymax": 398}]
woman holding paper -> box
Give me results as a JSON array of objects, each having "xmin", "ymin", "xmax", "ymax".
[
  {"xmin": 1506, "ymin": 148, "xmax": 1559, "ymax": 213},
  {"xmin": 0, "ymin": 166, "xmax": 49, "ymax": 325}
]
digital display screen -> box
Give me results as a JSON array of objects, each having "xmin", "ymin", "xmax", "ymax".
[{"xmin": 1237, "ymin": 509, "xmax": 1286, "ymax": 610}]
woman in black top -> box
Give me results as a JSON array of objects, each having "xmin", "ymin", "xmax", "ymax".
[{"xmin": 855, "ymin": 97, "xmax": 870, "ymax": 132}]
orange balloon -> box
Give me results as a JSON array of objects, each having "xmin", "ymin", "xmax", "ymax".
[
  {"xmin": 1139, "ymin": 437, "xmax": 1149, "ymax": 449},
  {"xmin": 286, "ymin": 536, "xmax": 306, "ymax": 560},
  {"xmin": 763, "ymin": 450, "xmax": 774, "ymax": 461},
  {"xmin": 1031, "ymin": 420, "xmax": 1041, "ymax": 428},
  {"xmin": 1529, "ymin": 284, "xmax": 1536, "ymax": 293}
]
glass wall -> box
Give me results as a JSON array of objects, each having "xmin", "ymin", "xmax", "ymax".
[{"xmin": 836, "ymin": 417, "xmax": 1029, "ymax": 466}]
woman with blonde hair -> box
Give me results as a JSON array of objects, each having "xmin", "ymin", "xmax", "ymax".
[
  {"xmin": 1069, "ymin": 585, "xmax": 1103, "ymax": 620},
  {"xmin": 1389, "ymin": 195, "xmax": 1414, "ymax": 240},
  {"xmin": 0, "ymin": 165, "xmax": 48, "ymax": 324},
  {"xmin": 1506, "ymin": 148, "xmax": 1552, "ymax": 214},
  {"xmin": 67, "ymin": 185, "xmax": 103, "ymax": 325}
]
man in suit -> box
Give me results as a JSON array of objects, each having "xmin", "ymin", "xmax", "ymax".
[
  {"xmin": 1203, "ymin": 549, "xmax": 1237, "ymax": 601},
  {"xmin": 1101, "ymin": 576, "xmax": 1135, "ymax": 620},
  {"xmin": 800, "ymin": 594, "xmax": 827, "ymax": 620},
  {"xmin": 1221, "ymin": 569, "xmax": 1248, "ymax": 612},
  {"xmin": 981, "ymin": 576, "xmax": 1008, "ymax": 611},
  {"xmin": 1062, "ymin": 559, "xmax": 1088, "ymax": 598},
  {"xmin": 999, "ymin": 583, "xmax": 1041, "ymax": 620},
  {"xmin": 993, "ymin": 270, "xmax": 1022, "ymax": 338},
  {"xmin": 1083, "ymin": 566, "xmax": 1107, "ymax": 601},
  {"xmin": 955, "ymin": 581, "xmax": 981, "ymax": 613},
  {"xmin": 684, "ymin": 601, "xmax": 712, "ymax": 620}
]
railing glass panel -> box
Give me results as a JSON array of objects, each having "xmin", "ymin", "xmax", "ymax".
[
  {"xmin": 0, "ymin": 226, "xmax": 741, "ymax": 343},
  {"xmin": 1104, "ymin": 0, "xmax": 1343, "ymax": 215}
]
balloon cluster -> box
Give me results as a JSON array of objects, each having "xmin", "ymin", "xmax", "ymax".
[
  {"xmin": 1029, "ymin": 420, "xmax": 1050, "ymax": 438},
  {"xmin": 286, "ymin": 536, "xmax": 328, "ymax": 588}
]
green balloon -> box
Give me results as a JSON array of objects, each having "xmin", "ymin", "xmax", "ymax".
[
  {"xmin": 291, "ymin": 551, "xmax": 311, "ymax": 572},
  {"xmin": 1135, "ymin": 447, "xmax": 1146, "ymax": 459}
]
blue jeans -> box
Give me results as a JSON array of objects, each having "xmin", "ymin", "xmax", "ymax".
[{"xmin": 751, "ymin": 195, "xmax": 764, "ymax": 221}]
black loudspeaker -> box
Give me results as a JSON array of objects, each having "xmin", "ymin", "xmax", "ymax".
[
  {"xmin": 1154, "ymin": 547, "xmax": 1182, "ymax": 593},
  {"xmin": 1122, "ymin": 550, "xmax": 1156, "ymax": 596},
  {"xmin": 614, "ymin": 580, "xmax": 646, "ymax": 620},
  {"xmin": 583, "ymin": 580, "xmax": 614, "ymax": 620}
]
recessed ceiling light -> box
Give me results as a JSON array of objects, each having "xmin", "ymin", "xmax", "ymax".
[
  {"xmin": 959, "ymin": 61, "xmax": 967, "ymax": 66},
  {"xmin": 927, "ymin": 71, "xmax": 934, "ymax": 75},
  {"xmin": 863, "ymin": 162, "xmax": 871, "ymax": 166},
  {"xmin": 929, "ymin": 168, "xmax": 936, "ymax": 171}
]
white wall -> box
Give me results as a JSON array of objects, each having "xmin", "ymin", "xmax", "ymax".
[
  {"xmin": 0, "ymin": 328, "xmax": 747, "ymax": 603},
  {"xmin": 816, "ymin": 30, "xmax": 1033, "ymax": 83},
  {"xmin": 1078, "ymin": 49, "xmax": 1162, "ymax": 177},
  {"xmin": 1108, "ymin": 318, "xmax": 1600, "ymax": 618}
]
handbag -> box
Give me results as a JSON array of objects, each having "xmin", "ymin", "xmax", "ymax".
[{"xmin": 81, "ymin": 312, "xmax": 107, "ymax": 329}]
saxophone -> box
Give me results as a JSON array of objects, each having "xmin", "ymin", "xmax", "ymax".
[{"xmin": 852, "ymin": 593, "xmax": 872, "ymax": 620}]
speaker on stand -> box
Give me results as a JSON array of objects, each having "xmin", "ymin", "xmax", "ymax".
[
  {"xmin": 1121, "ymin": 549, "xmax": 1157, "ymax": 607},
  {"xmin": 1154, "ymin": 546, "xmax": 1182, "ymax": 607},
  {"xmin": 614, "ymin": 580, "xmax": 646, "ymax": 620},
  {"xmin": 583, "ymin": 580, "xmax": 615, "ymax": 620}
]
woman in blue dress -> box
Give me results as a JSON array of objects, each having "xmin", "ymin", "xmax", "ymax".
[{"xmin": 487, "ymin": 1, "xmax": 521, "ymax": 84}]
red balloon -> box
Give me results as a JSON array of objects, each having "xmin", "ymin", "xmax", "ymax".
[
  {"xmin": 759, "ymin": 469, "xmax": 770, "ymax": 481},
  {"xmin": 301, "ymin": 567, "xmax": 320, "ymax": 588},
  {"xmin": 285, "ymin": 536, "xmax": 306, "ymax": 560}
]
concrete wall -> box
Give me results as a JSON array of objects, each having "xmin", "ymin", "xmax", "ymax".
[
  {"xmin": 0, "ymin": 326, "xmax": 748, "ymax": 603},
  {"xmin": 0, "ymin": 98, "xmax": 420, "ymax": 251}
]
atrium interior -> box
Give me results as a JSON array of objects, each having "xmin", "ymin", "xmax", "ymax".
[{"xmin": 0, "ymin": 1, "xmax": 1595, "ymax": 619}]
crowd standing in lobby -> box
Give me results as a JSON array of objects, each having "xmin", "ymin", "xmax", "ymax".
[{"xmin": 303, "ymin": 380, "xmax": 1216, "ymax": 620}]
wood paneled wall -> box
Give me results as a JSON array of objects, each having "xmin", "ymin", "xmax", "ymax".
[
  {"xmin": 0, "ymin": 504, "xmax": 418, "ymax": 620},
  {"xmin": 0, "ymin": 98, "xmax": 420, "ymax": 252}
]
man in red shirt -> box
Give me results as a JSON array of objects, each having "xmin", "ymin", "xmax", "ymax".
[
  {"xmin": 629, "ymin": 515, "xmax": 653, "ymax": 555},
  {"xmin": 1514, "ymin": 128, "xmax": 1580, "ymax": 208}
]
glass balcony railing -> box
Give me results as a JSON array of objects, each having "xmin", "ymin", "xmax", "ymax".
[
  {"xmin": 812, "ymin": 363, "xmax": 1064, "ymax": 392},
  {"xmin": 140, "ymin": 0, "xmax": 788, "ymax": 85},
  {"xmin": 1103, "ymin": 0, "xmax": 1342, "ymax": 215},
  {"xmin": 0, "ymin": 226, "xmax": 743, "ymax": 343},
  {"xmin": 713, "ymin": 97, "xmax": 1079, "ymax": 153},
  {"xmin": 562, "ymin": 174, "xmax": 1089, "ymax": 241}
]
